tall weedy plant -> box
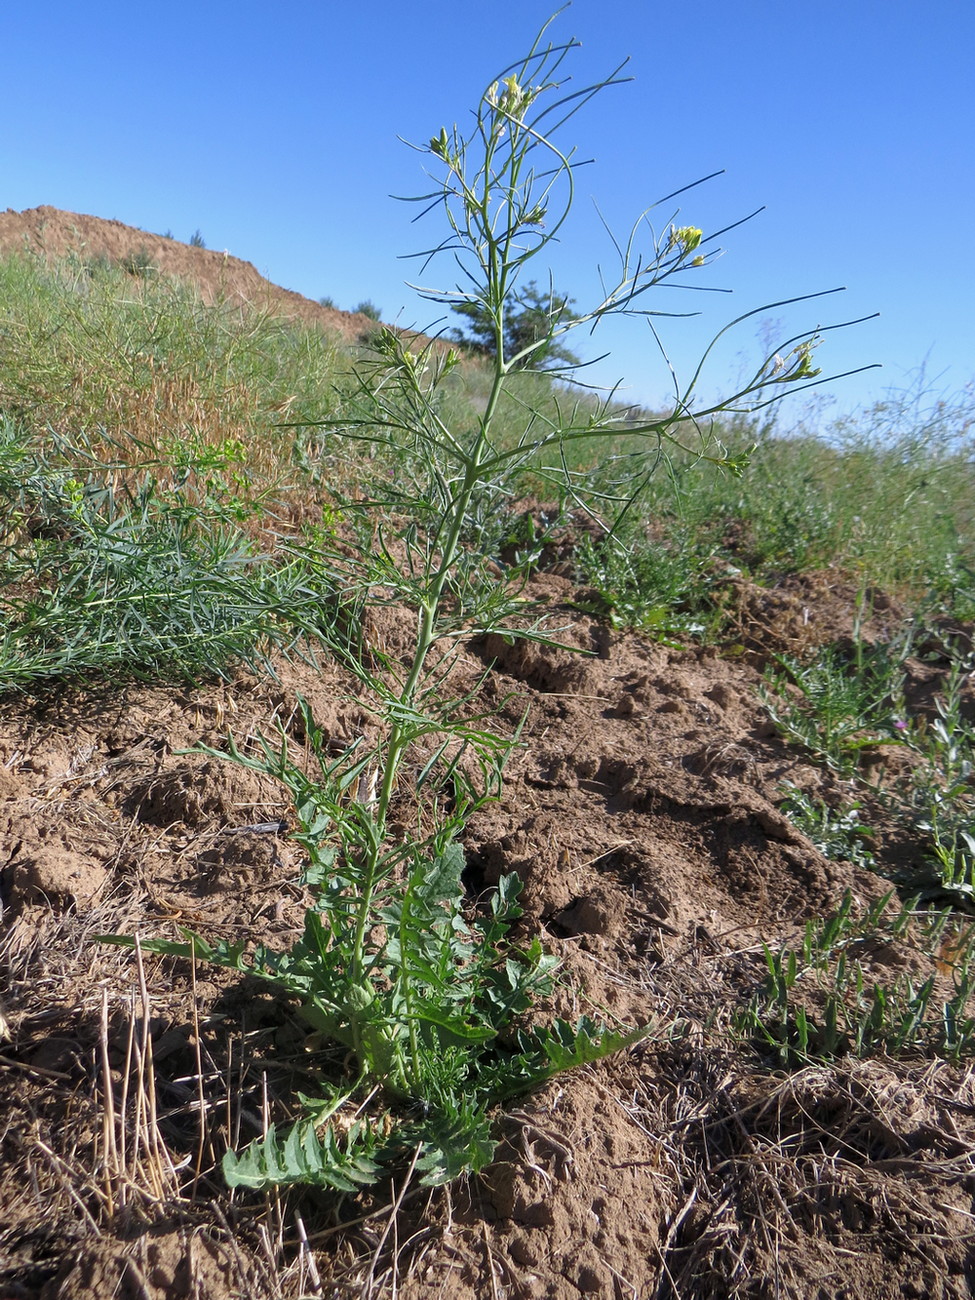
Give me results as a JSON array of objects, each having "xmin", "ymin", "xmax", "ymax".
[{"xmin": 105, "ymin": 17, "xmax": 869, "ymax": 1192}]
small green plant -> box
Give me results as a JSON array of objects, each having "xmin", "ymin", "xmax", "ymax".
[
  {"xmin": 107, "ymin": 700, "xmax": 644, "ymax": 1189},
  {"xmin": 921, "ymin": 831, "xmax": 975, "ymax": 907},
  {"xmin": 189, "ymin": 229, "xmax": 206, "ymax": 248},
  {"xmin": 766, "ymin": 620, "xmax": 975, "ymax": 907},
  {"xmin": 778, "ymin": 785, "xmax": 877, "ymax": 871},
  {"xmin": 910, "ymin": 659, "xmax": 975, "ymax": 813},
  {"xmin": 761, "ymin": 631, "xmax": 909, "ymax": 774},
  {"xmin": 574, "ymin": 523, "xmax": 716, "ymax": 635},
  {"xmin": 928, "ymin": 554, "xmax": 975, "ymax": 620},
  {"xmin": 888, "ymin": 663, "xmax": 975, "ymax": 904},
  {"xmin": 734, "ymin": 891, "xmax": 975, "ymax": 1066},
  {"xmin": 103, "ymin": 16, "xmax": 867, "ymax": 1194}
]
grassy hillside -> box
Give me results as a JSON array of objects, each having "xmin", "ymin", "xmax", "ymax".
[{"xmin": 2, "ymin": 247, "xmax": 972, "ymax": 688}]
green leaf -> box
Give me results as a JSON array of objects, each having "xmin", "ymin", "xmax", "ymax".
[
  {"xmin": 413, "ymin": 1110, "xmax": 497, "ymax": 1186},
  {"xmin": 223, "ymin": 1119, "xmax": 382, "ymax": 1193},
  {"xmin": 487, "ymin": 1017, "xmax": 653, "ymax": 1102}
]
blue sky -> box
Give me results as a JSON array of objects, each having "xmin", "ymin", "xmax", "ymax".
[{"xmin": 3, "ymin": 1, "xmax": 972, "ymax": 426}]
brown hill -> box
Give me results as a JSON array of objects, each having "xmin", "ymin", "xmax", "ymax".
[{"xmin": 0, "ymin": 204, "xmax": 380, "ymax": 343}]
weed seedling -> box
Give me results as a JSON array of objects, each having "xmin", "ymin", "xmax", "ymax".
[
  {"xmin": 734, "ymin": 891, "xmax": 975, "ymax": 1066},
  {"xmin": 761, "ymin": 631, "xmax": 910, "ymax": 774},
  {"xmin": 779, "ymin": 785, "xmax": 877, "ymax": 871}
]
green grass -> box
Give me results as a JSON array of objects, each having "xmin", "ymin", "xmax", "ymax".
[
  {"xmin": 9, "ymin": 246, "xmax": 967, "ymax": 644},
  {"xmin": 0, "ymin": 251, "xmax": 351, "ymax": 490},
  {"xmin": 604, "ymin": 382, "xmax": 974, "ymax": 618},
  {"xmin": 733, "ymin": 891, "xmax": 975, "ymax": 1067},
  {"xmin": 766, "ymin": 621, "xmax": 975, "ymax": 905},
  {"xmin": 0, "ymin": 415, "xmax": 347, "ymax": 687}
]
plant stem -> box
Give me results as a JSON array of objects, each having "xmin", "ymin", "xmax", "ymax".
[{"xmin": 349, "ymin": 366, "xmax": 506, "ymax": 1006}]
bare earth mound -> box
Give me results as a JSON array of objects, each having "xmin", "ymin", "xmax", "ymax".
[{"xmin": 2, "ymin": 566, "xmax": 974, "ymax": 1299}]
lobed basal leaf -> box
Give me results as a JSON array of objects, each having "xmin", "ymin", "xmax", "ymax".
[{"xmin": 223, "ymin": 1119, "xmax": 383, "ymax": 1193}]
